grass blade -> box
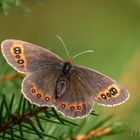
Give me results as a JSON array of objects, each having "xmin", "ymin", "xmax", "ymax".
[
  {"xmin": 28, "ymin": 119, "xmax": 43, "ymax": 139},
  {"xmin": 18, "ymin": 123, "xmax": 24, "ymax": 137},
  {"xmin": 35, "ymin": 115, "xmax": 44, "ymax": 132},
  {"xmin": 51, "ymin": 108, "xmax": 65, "ymax": 124},
  {"xmin": 16, "ymin": 95, "xmax": 23, "ymax": 115},
  {"xmin": 22, "ymin": 98, "xmax": 27, "ymax": 116},
  {"xmin": 0, "ymin": 98, "xmax": 4, "ymax": 125}
]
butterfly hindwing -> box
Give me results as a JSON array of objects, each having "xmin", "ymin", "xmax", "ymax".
[
  {"xmin": 22, "ymin": 67, "xmax": 61, "ymax": 106},
  {"xmin": 74, "ymin": 66, "xmax": 130, "ymax": 107},
  {"xmin": 55, "ymin": 71, "xmax": 94, "ymax": 118},
  {"xmin": 1, "ymin": 39, "xmax": 63, "ymax": 73}
]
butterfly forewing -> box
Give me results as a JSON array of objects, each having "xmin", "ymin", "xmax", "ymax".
[
  {"xmin": 74, "ymin": 66, "xmax": 130, "ymax": 107},
  {"xmin": 1, "ymin": 39, "xmax": 63, "ymax": 73}
]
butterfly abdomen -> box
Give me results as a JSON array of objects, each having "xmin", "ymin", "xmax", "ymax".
[{"xmin": 56, "ymin": 75, "xmax": 69, "ymax": 98}]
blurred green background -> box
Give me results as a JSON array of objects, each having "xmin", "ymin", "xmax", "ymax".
[{"xmin": 0, "ymin": 0, "xmax": 140, "ymax": 140}]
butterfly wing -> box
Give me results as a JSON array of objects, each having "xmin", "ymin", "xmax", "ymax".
[
  {"xmin": 73, "ymin": 66, "xmax": 130, "ymax": 107},
  {"xmin": 22, "ymin": 67, "xmax": 61, "ymax": 106},
  {"xmin": 55, "ymin": 71, "xmax": 94, "ymax": 118},
  {"xmin": 1, "ymin": 39, "xmax": 63, "ymax": 74}
]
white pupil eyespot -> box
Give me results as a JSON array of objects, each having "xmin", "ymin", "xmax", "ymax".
[{"xmin": 15, "ymin": 47, "xmax": 20, "ymax": 50}]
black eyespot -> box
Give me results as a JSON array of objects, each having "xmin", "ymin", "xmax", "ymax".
[
  {"xmin": 109, "ymin": 87, "xmax": 118, "ymax": 95},
  {"xmin": 15, "ymin": 50, "xmax": 21, "ymax": 54},
  {"xmin": 31, "ymin": 89, "xmax": 36, "ymax": 93},
  {"xmin": 101, "ymin": 94, "xmax": 107, "ymax": 99},
  {"xmin": 14, "ymin": 47, "xmax": 21, "ymax": 51},
  {"xmin": 14, "ymin": 47, "xmax": 21, "ymax": 54},
  {"xmin": 20, "ymin": 65, "xmax": 24, "ymax": 68},
  {"xmin": 17, "ymin": 60, "xmax": 24, "ymax": 64},
  {"xmin": 37, "ymin": 94, "xmax": 41, "ymax": 98},
  {"xmin": 77, "ymin": 106, "xmax": 81, "ymax": 110},
  {"xmin": 45, "ymin": 97, "xmax": 49, "ymax": 101},
  {"xmin": 70, "ymin": 106, "xmax": 75, "ymax": 111},
  {"xmin": 61, "ymin": 104, "xmax": 66, "ymax": 108},
  {"xmin": 106, "ymin": 93, "xmax": 111, "ymax": 97},
  {"xmin": 15, "ymin": 55, "xmax": 20, "ymax": 59}
]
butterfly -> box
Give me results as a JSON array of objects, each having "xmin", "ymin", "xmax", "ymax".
[{"xmin": 1, "ymin": 37, "xmax": 130, "ymax": 119}]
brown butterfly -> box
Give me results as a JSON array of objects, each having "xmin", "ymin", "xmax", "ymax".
[{"xmin": 1, "ymin": 36, "xmax": 130, "ymax": 118}]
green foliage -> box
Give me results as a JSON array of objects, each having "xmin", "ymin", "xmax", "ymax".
[
  {"xmin": 0, "ymin": 0, "xmax": 31, "ymax": 16},
  {"xmin": 0, "ymin": 0, "xmax": 20, "ymax": 15},
  {"xmin": 0, "ymin": 84, "xmax": 126, "ymax": 140}
]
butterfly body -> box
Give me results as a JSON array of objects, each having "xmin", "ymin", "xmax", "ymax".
[
  {"xmin": 1, "ymin": 39, "xmax": 130, "ymax": 118},
  {"xmin": 62, "ymin": 61, "xmax": 72, "ymax": 74},
  {"xmin": 56, "ymin": 73, "xmax": 69, "ymax": 98}
]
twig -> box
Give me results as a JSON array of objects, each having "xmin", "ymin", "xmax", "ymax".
[
  {"xmin": 71, "ymin": 127, "xmax": 112, "ymax": 140},
  {"xmin": 0, "ymin": 106, "xmax": 48, "ymax": 132},
  {"xmin": 0, "ymin": 73, "xmax": 24, "ymax": 81}
]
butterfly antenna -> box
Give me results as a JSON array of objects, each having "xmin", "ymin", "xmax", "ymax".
[
  {"xmin": 71, "ymin": 50, "xmax": 94, "ymax": 60},
  {"xmin": 56, "ymin": 34, "xmax": 70, "ymax": 58}
]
